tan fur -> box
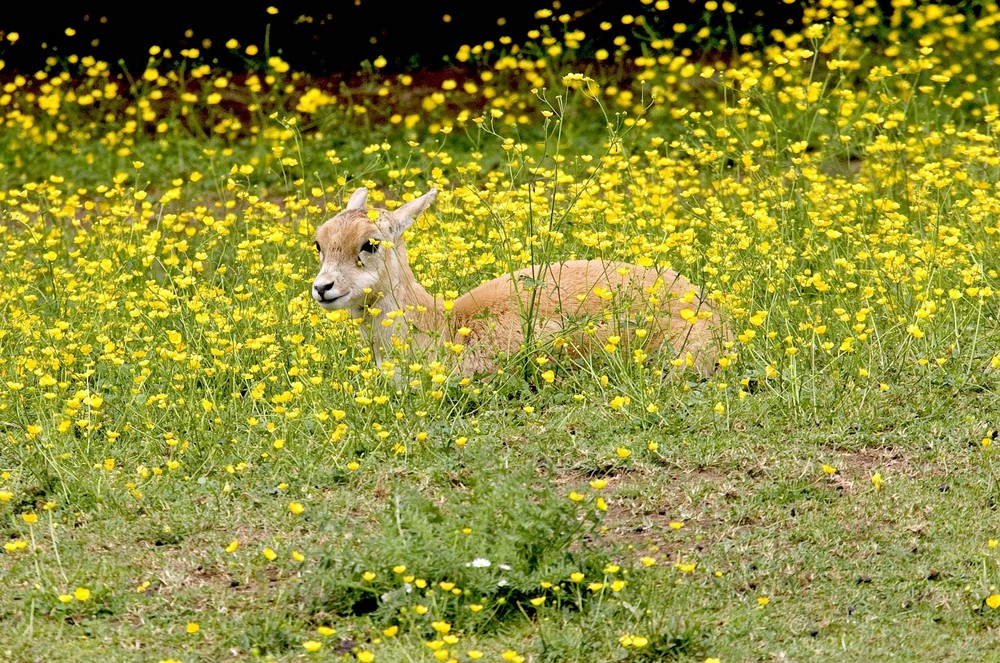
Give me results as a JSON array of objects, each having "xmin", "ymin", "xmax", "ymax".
[{"xmin": 312, "ymin": 187, "xmax": 727, "ymax": 376}]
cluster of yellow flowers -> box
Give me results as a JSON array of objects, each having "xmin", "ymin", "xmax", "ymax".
[{"xmin": 1, "ymin": 0, "xmax": 999, "ymax": 659}]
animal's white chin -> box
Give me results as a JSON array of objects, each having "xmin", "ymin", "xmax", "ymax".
[{"xmin": 314, "ymin": 292, "xmax": 349, "ymax": 309}]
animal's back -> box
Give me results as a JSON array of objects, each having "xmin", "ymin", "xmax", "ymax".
[{"xmin": 449, "ymin": 259, "xmax": 725, "ymax": 374}]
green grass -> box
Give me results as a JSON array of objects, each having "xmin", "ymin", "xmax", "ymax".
[{"xmin": 2, "ymin": 390, "xmax": 998, "ymax": 661}]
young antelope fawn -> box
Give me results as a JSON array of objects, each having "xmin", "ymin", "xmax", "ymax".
[{"xmin": 312, "ymin": 187, "xmax": 727, "ymax": 376}]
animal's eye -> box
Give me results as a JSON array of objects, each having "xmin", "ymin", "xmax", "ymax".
[
  {"xmin": 314, "ymin": 241, "xmax": 321, "ymax": 254},
  {"xmin": 360, "ymin": 239, "xmax": 379, "ymax": 254}
]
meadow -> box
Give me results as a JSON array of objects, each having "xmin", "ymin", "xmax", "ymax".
[{"xmin": 1, "ymin": 0, "xmax": 1000, "ymax": 660}]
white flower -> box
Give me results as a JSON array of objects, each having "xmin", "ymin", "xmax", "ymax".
[
  {"xmin": 466, "ymin": 557, "xmax": 491, "ymax": 568},
  {"xmin": 380, "ymin": 582, "xmax": 412, "ymax": 601}
]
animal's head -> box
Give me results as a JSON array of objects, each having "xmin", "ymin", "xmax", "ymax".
[{"xmin": 312, "ymin": 187, "xmax": 437, "ymax": 312}]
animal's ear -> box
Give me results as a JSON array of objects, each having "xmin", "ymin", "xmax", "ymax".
[
  {"xmin": 384, "ymin": 188, "xmax": 438, "ymax": 239},
  {"xmin": 346, "ymin": 187, "xmax": 370, "ymax": 210}
]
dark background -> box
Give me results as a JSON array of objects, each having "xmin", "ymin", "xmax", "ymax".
[{"xmin": 0, "ymin": 1, "xmax": 808, "ymax": 76}]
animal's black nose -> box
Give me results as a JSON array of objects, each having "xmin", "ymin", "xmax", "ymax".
[{"xmin": 314, "ymin": 281, "xmax": 335, "ymax": 295}]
